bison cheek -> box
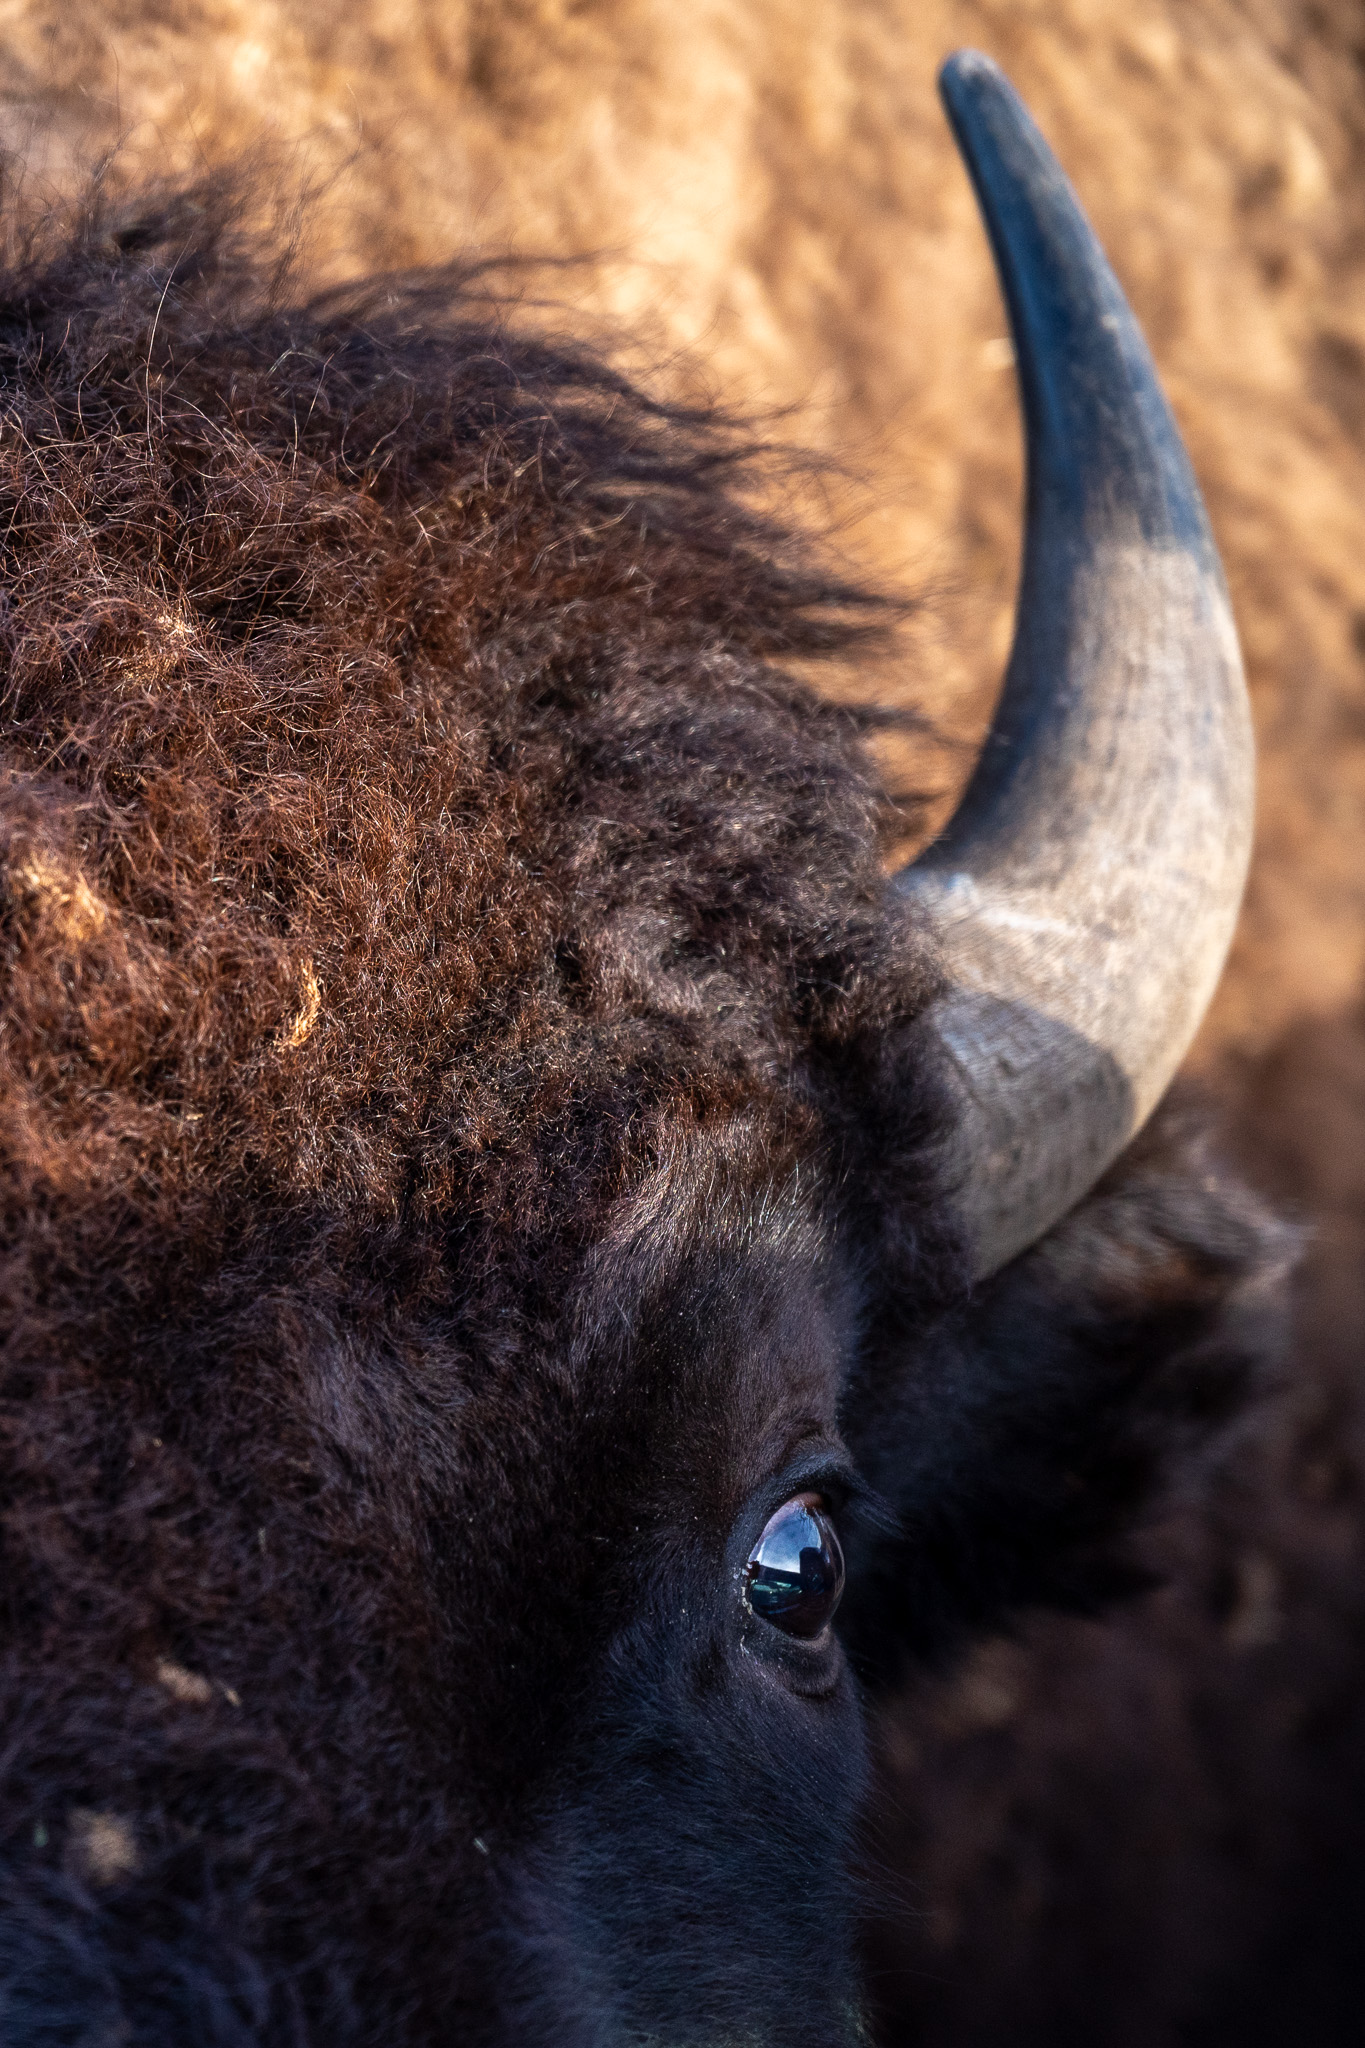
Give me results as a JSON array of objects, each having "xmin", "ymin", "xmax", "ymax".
[{"xmin": 491, "ymin": 1648, "xmax": 869, "ymax": 2046}]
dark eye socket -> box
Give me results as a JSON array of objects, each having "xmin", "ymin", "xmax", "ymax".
[{"xmin": 743, "ymin": 1493, "xmax": 845, "ymax": 1639}]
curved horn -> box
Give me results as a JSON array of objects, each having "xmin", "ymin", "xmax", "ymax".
[{"xmin": 894, "ymin": 51, "xmax": 1254, "ymax": 1278}]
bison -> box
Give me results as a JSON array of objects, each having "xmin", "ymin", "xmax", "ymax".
[{"xmin": 0, "ymin": 51, "xmax": 1289, "ymax": 2047}]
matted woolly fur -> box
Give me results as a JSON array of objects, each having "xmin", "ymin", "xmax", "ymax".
[{"xmin": 0, "ymin": 190, "xmax": 1289, "ymax": 2045}]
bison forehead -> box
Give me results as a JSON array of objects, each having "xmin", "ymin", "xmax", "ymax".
[{"xmin": 295, "ymin": 1114, "xmax": 856, "ymax": 1792}]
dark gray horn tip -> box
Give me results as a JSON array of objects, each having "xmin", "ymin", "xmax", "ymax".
[
  {"xmin": 936, "ymin": 46, "xmax": 1213, "ymax": 558},
  {"xmin": 939, "ymin": 48, "xmax": 1001, "ymax": 89}
]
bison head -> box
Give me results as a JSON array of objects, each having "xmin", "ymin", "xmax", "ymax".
[{"xmin": 0, "ymin": 52, "xmax": 1283, "ymax": 2048}]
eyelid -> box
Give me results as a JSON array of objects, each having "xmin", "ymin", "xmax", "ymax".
[
  {"xmin": 764, "ymin": 1440, "xmax": 863, "ymax": 1519},
  {"xmin": 777, "ymin": 1455, "xmax": 895, "ymax": 1549}
]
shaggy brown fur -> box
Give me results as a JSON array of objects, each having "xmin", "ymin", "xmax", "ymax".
[
  {"xmin": 0, "ymin": 186, "xmax": 954, "ymax": 2042},
  {"xmin": 0, "ymin": 192, "xmax": 1288, "ymax": 2046}
]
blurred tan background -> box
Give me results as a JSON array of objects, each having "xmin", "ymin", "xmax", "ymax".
[{"xmin": 0, "ymin": 0, "xmax": 1361, "ymax": 1080}]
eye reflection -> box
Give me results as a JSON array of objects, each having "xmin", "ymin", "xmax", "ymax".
[{"xmin": 743, "ymin": 1493, "xmax": 844, "ymax": 1639}]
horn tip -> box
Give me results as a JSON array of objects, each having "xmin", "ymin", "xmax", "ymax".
[
  {"xmin": 938, "ymin": 48, "xmax": 1006, "ymax": 100},
  {"xmin": 938, "ymin": 51, "xmax": 1029, "ymax": 152}
]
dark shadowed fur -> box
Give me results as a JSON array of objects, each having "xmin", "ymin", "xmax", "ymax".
[
  {"xmin": 865, "ymin": 1052, "xmax": 1361, "ymax": 2048},
  {"xmin": 0, "ymin": 189, "xmax": 1289, "ymax": 2046}
]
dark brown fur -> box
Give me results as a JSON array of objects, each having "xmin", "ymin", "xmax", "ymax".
[
  {"xmin": 0, "ymin": 191, "xmax": 1292, "ymax": 2045},
  {"xmin": 866, "ymin": 1040, "xmax": 1365, "ymax": 2048}
]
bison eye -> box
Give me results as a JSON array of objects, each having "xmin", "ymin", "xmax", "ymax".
[{"xmin": 743, "ymin": 1493, "xmax": 844, "ymax": 1639}]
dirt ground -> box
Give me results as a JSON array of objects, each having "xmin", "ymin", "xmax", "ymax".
[{"xmin": 0, "ymin": 2, "xmax": 1361, "ymax": 2038}]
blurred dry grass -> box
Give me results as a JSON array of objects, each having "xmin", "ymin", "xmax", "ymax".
[{"xmin": 0, "ymin": 1, "xmax": 1361, "ymax": 1077}]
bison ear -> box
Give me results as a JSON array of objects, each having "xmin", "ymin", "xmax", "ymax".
[{"xmin": 836, "ymin": 1102, "xmax": 1296, "ymax": 1691}]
